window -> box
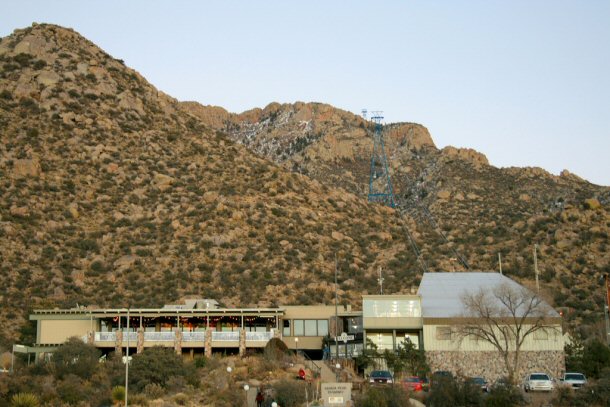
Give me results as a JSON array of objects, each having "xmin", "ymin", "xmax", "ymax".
[
  {"xmin": 283, "ymin": 320, "xmax": 291, "ymax": 336},
  {"xmin": 292, "ymin": 319, "xmax": 329, "ymax": 336},
  {"xmin": 318, "ymin": 320, "xmax": 329, "ymax": 336},
  {"xmin": 294, "ymin": 320, "xmax": 304, "ymax": 336},
  {"xmin": 363, "ymin": 298, "xmax": 421, "ymax": 318},
  {"xmin": 305, "ymin": 320, "xmax": 317, "ymax": 336},
  {"xmin": 534, "ymin": 329, "xmax": 549, "ymax": 340},
  {"xmin": 436, "ymin": 327, "xmax": 452, "ymax": 340}
]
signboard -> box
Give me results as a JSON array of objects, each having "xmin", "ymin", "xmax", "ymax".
[
  {"xmin": 322, "ymin": 383, "xmax": 352, "ymax": 407},
  {"xmin": 334, "ymin": 332, "xmax": 355, "ymax": 342}
]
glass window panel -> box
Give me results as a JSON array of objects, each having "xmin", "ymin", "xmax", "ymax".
[
  {"xmin": 294, "ymin": 320, "xmax": 304, "ymax": 337},
  {"xmin": 367, "ymin": 332, "xmax": 393, "ymax": 351},
  {"xmin": 283, "ymin": 320, "xmax": 291, "ymax": 336},
  {"xmin": 363, "ymin": 298, "xmax": 421, "ymax": 318},
  {"xmin": 304, "ymin": 320, "xmax": 317, "ymax": 336},
  {"xmin": 318, "ymin": 320, "xmax": 329, "ymax": 336}
]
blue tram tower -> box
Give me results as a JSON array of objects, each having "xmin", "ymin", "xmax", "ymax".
[{"xmin": 367, "ymin": 112, "xmax": 396, "ymax": 208}]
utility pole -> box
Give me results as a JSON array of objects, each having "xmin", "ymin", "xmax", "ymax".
[
  {"xmin": 534, "ymin": 245, "xmax": 540, "ymax": 293},
  {"xmin": 125, "ymin": 308, "xmax": 129, "ymax": 407},
  {"xmin": 498, "ymin": 253, "xmax": 503, "ymax": 275},
  {"xmin": 334, "ymin": 254, "xmax": 339, "ymax": 361},
  {"xmin": 378, "ymin": 267, "xmax": 384, "ymax": 294},
  {"xmin": 605, "ymin": 274, "xmax": 610, "ymax": 346}
]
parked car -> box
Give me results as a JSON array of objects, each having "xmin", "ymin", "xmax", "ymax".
[
  {"xmin": 369, "ymin": 370, "xmax": 393, "ymax": 385},
  {"xmin": 401, "ymin": 376, "xmax": 427, "ymax": 392},
  {"xmin": 523, "ymin": 373, "xmax": 554, "ymax": 392},
  {"xmin": 559, "ymin": 372, "xmax": 587, "ymax": 388},
  {"xmin": 466, "ymin": 376, "xmax": 490, "ymax": 392}
]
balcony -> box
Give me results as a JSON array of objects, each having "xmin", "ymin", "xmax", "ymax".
[
  {"xmin": 182, "ymin": 332, "xmax": 206, "ymax": 342},
  {"xmin": 83, "ymin": 329, "xmax": 274, "ymax": 348},
  {"xmin": 212, "ymin": 331, "xmax": 239, "ymax": 341},
  {"xmin": 246, "ymin": 331, "xmax": 274, "ymax": 342},
  {"xmin": 143, "ymin": 332, "xmax": 175, "ymax": 342}
]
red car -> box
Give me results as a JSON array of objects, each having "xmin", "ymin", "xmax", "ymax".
[{"xmin": 401, "ymin": 376, "xmax": 426, "ymax": 392}]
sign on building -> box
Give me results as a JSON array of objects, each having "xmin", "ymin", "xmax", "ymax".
[{"xmin": 321, "ymin": 383, "xmax": 352, "ymax": 407}]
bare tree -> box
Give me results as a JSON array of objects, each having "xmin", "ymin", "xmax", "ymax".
[{"xmin": 455, "ymin": 282, "xmax": 560, "ymax": 383}]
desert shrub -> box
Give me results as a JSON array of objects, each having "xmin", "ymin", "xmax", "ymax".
[
  {"xmin": 129, "ymin": 347, "xmax": 197, "ymax": 392},
  {"xmin": 143, "ymin": 383, "xmax": 164, "ymax": 399},
  {"xmin": 356, "ymin": 385, "xmax": 410, "ymax": 407},
  {"xmin": 264, "ymin": 337, "xmax": 289, "ymax": 361},
  {"xmin": 551, "ymin": 386, "xmax": 587, "ymax": 407},
  {"xmin": 128, "ymin": 394, "xmax": 149, "ymax": 406},
  {"xmin": 484, "ymin": 382, "xmax": 525, "ymax": 407},
  {"xmin": 112, "ymin": 386, "xmax": 125, "ymax": 404},
  {"xmin": 194, "ymin": 356, "xmax": 207, "ymax": 368},
  {"xmin": 173, "ymin": 393, "xmax": 189, "ymax": 405},
  {"xmin": 57, "ymin": 374, "xmax": 87, "ymax": 404},
  {"xmin": 49, "ymin": 336, "xmax": 101, "ymax": 379},
  {"xmin": 9, "ymin": 393, "xmax": 39, "ymax": 407},
  {"xmin": 427, "ymin": 376, "xmax": 483, "ymax": 407},
  {"xmin": 272, "ymin": 379, "xmax": 307, "ymax": 407}
]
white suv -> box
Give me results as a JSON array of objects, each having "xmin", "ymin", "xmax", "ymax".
[{"xmin": 523, "ymin": 373, "xmax": 554, "ymax": 392}]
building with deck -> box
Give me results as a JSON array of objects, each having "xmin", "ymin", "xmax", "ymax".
[{"xmin": 28, "ymin": 272, "xmax": 565, "ymax": 379}]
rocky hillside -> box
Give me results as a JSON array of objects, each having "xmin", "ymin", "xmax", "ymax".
[
  {"xmin": 185, "ymin": 101, "xmax": 610, "ymax": 338},
  {"xmin": 0, "ymin": 24, "xmax": 422, "ymax": 344}
]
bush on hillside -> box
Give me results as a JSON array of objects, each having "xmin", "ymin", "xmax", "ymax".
[
  {"xmin": 264, "ymin": 337, "xmax": 288, "ymax": 361},
  {"xmin": 272, "ymin": 379, "xmax": 307, "ymax": 407},
  {"xmin": 129, "ymin": 346, "xmax": 197, "ymax": 392},
  {"xmin": 9, "ymin": 393, "xmax": 39, "ymax": 407},
  {"xmin": 355, "ymin": 385, "xmax": 410, "ymax": 407},
  {"xmin": 49, "ymin": 336, "xmax": 101, "ymax": 380}
]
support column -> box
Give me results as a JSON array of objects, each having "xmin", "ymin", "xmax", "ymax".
[
  {"xmin": 204, "ymin": 328, "xmax": 212, "ymax": 358},
  {"xmin": 174, "ymin": 329, "xmax": 182, "ymax": 355},
  {"xmin": 137, "ymin": 327, "xmax": 144, "ymax": 354},
  {"xmin": 115, "ymin": 330, "xmax": 123, "ymax": 356},
  {"xmin": 239, "ymin": 328, "xmax": 246, "ymax": 357}
]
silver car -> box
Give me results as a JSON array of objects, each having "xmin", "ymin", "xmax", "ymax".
[
  {"xmin": 523, "ymin": 373, "xmax": 554, "ymax": 392},
  {"xmin": 560, "ymin": 372, "xmax": 587, "ymax": 388}
]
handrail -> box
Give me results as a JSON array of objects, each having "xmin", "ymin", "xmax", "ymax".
[{"xmin": 297, "ymin": 350, "xmax": 321, "ymax": 379}]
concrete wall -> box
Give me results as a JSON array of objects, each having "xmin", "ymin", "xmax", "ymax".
[{"xmin": 39, "ymin": 319, "xmax": 91, "ymax": 344}]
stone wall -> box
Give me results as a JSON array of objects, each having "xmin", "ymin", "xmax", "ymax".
[{"xmin": 426, "ymin": 350, "xmax": 565, "ymax": 381}]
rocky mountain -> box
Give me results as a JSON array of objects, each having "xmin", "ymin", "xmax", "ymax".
[
  {"xmin": 185, "ymin": 101, "xmax": 610, "ymax": 339},
  {"xmin": 0, "ymin": 24, "xmax": 421, "ymax": 344},
  {"xmin": 0, "ymin": 23, "xmax": 608, "ymax": 347}
]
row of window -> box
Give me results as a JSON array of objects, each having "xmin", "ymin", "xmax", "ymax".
[{"xmin": 283, "ymin": 319, "xmax": 329, "ymax": 337}]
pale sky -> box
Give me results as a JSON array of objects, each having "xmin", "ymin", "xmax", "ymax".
[{"xmin": 2, "ymin": 1, "xmax": 609, "ymax": 185}]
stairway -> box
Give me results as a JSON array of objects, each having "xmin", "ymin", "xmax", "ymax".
[{"xmin": 318, "ymin": 360, "xmax": 338, "ymax": 383}]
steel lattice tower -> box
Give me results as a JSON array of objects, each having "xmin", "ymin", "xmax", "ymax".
[{"xmin": 368, "ymin": 112, "xmax": 396, "ymax": 207}]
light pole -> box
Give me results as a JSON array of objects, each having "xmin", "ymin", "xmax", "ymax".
[
  {"xmin": 272, "ymin": 402, "xmax": 278, "ymax": 407},
  {"xmin": 294, "ymin": 337, "xmax": 299, "ymax": 356},
  {"xmin": 243, "ymin": 384, "xmax": 249, "ymax": 407},
  {"xmin": 335, "ymin": 362, "xmax": 341, "ymax": 382},
  {"xmin": 125, "ymin": 308, "xmax": 130, "ymax": 407}
]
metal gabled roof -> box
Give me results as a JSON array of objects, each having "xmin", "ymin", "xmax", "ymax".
[{"xmin": 417, "ymin": 272, "xmax": 559, "ymax": 319}]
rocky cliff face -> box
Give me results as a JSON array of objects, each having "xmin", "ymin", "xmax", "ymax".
[{"xmin": 186, "ymin": 100, "xmax": 610, "ymax": 339}]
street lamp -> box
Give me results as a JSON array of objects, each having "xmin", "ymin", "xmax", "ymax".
[
  {"xmin": 272, "ymin": 402, "xmax": 278, "ymax": 407},
  {"xmin": 243, "ymin": 384, "xmax": 249, "ymax": 407},
  {"xmin": 335, "ymin": 362, "xmax": 341, "ymax": 382},
  {"xmin": 294, "ymin": 337, "xmax": 299, "ymax": 356}
]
